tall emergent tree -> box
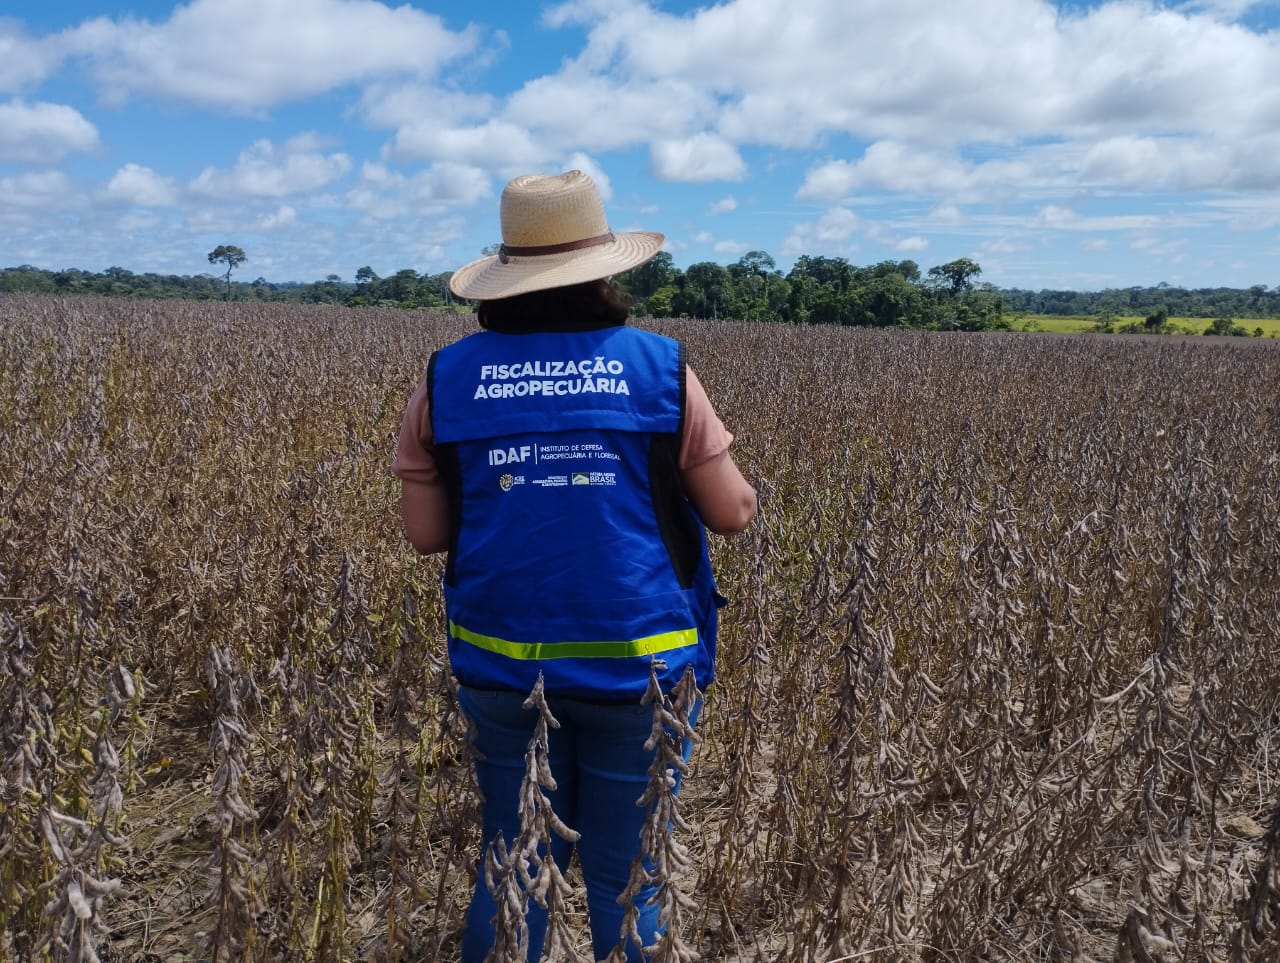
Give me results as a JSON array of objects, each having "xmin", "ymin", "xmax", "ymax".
[
  {"xmin": 927, "ymin": 257, "xmax": 982, "ymax": 297},
  {"xmin": 207, "ymin": 245, "xmax": 247, "ymax": 301}
]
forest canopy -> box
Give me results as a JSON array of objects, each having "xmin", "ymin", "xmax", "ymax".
[{"xmin": 3, "ymin": 255, "xmax": 1278, "ymax": 330}]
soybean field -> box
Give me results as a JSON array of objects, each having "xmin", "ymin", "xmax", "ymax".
[{"xmin": 2, "ymin": 295, "xmax": 1278, "ymax": 962}]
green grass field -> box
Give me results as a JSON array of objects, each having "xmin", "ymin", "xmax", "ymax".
[{"xmin": 1013, "ymin": 314, "xmax": 1280, "ymax": 337}]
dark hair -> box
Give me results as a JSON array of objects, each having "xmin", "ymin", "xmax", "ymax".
[{"xmin": 476, "ymin": 279, "xmax": 631, "ymax": 334}]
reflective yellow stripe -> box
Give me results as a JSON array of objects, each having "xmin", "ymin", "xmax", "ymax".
[{"xmin": 449, "ymin": 620, "xmax": 697, "ymax": 660}]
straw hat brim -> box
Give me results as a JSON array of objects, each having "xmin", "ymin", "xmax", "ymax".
[{"xmin": 448, "ymin": 230, "xmax": 665, "ymax": 301}]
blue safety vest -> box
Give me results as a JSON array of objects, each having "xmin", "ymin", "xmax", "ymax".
[{"xmin": 428, "ymin": 325, "xmax": 724, "ymax": 700}]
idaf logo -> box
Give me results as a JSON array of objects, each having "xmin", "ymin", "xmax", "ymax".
[{"xmin": 489, "ymin": 445, "xmax": 531, "ymax": 465}]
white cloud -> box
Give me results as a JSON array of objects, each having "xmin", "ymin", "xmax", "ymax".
[
  {"xmin": 1056, "ymin": 4, "xmax": 1280, "ymax": 139},
  {"xmin": 650, "ymin": 133, "xmax": 746, "ymax": 182},
  {"xmin": 814, "ymin": 207, "xmax": 861, "ymax": 241},
  {"xmin": 798, "ymin": 143, "xmax": 1038, "ymax": 202},
  {"xmin": 66, "ymin": 0, "xmax": 480, "ymax": 112},
  {"xmin": 864, "ymin": 221, "xmax": 925, "ymax": 251},
  {"xmin": 0, "ymin": 170, "xmax": 81, "ymax": 210},
  {"xmin": 0, "ymin": 23, "xmax": 63, "ymax": 91},
  {"xmin": 0, "ymin": 99, "xmax": 99, "ymax": 162},
  {"xmin": 982, "ymin": 237, "xmax": 1030, "ymax": 256},
  {"xmin": 713, "ymin": 239, "xmax": 750, "ymax": 255},
  {"xmin": 795, "ymin": 159, "xmax": 858, "ymax": 201},
  {"xmin": 191, "ymin": 137, "xmax": 352, "ymax": 198},
  {"xmin": 1037, "ymin": 205, "xmax": 1080, "ymax": 227},
  {"xmin": 258, "ymin": 205, "xmax": 297, "ymax": 230},
  {"xmin": 781, "ymin": 205, "xmax": 861, "ymax": 256},
  {"xmin": 388, "ymin": 120, "xmax": 549, "ymax": 172},
  {"xmin": 1131, "ymin": 236, "xmax": 1190, "ymax": 259},
  {"xmin": 1065, "ymin": 212, "xmax": 1168, "ymax": 232},
  {"xmin": 694, "ymin": 1, "xmax": 1271, "ymax": 143},
  {"xmin": 708, "ymin": 195, "xmax": 738, "ymax": 215},
  {"xmin": 1078, "ymin": 134, "xmax": 1280, "ymax": 191},
  {"xmin": 539, "ymin": 0, "xmax": 1063, "ymax": 145},
  {"xmin": 1178, "ymin": 0, "xmax": 1269, "ymax": 18},
  {"xmin": 353, "ymin": 83, "xmax": 495, "ymax": 131},
  {"xmin": 1203, "ymin": 194, "xmax": 1280, "ymax": 230},
  {"xmin": 564, "ymin": 153, "xmax": 612, "ymax": 200},
  {"xmin": 541, "ymin": 0, "xmax": 1280, "ymax": 196},
  {"xmin": 115, "ymin": 212, "xmax": 164, "ymax": 232},
  {"xmin": 930, "ymin": 203, "xmax": 964, "ymax": 224},
  {"xmin": 347, "ymin": 162, "xmax": 491, "ymax": 220},
  {"xmin": 409, "ymin": 164, "xmax": 494, "ymax": 208},
  {"xmin": 503, "ymin": 71, "xmax": 712, "ymax": 153},
  {"xmin": 102, "ymin": 163, "xmax": 179, "ymax": 207},
  {"xmin": 798, "ymin": 128, "xmax": 1280, "ymax": 207},
  {"xmin": 183, "ymin": 208, "xmax": 245, "ymax": 233}
]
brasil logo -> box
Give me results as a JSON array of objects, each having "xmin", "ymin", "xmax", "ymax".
[{"xmin": 571, "ymin": 473, "xmax": 590, "ymax": 486}]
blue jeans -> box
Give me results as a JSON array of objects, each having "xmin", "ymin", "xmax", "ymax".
[{"xmin": 456, "ymin": 687, "xmax": 700, "ymax": 963}]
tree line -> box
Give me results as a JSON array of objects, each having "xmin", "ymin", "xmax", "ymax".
[
  {"xmin": 3, "ymin": 253, "xmax": 1278, "ymax": 328},
  {"xmin": 1001, "ymin": 282, "xmax": 1280, "ymax": 321},
  {"xmin": 619, "ymin": 251, "xmax": 1005, "ymax": 329}
]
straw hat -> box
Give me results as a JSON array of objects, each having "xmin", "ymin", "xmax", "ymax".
[{"xmin": 448, "ymin": 170, "xmax": 664, "ymax": 300}]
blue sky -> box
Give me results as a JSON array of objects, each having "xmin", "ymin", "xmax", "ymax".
[{"xmin": 3, "ymin": 0, "xmax": 1280, "ymax": 290}]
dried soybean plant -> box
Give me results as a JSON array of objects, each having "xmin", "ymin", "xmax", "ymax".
[
  {"xmin": 608, "ymin": 665, "xmax": 702, "ymax": 963},
  {"xmin": 480, "ymin": 674, "xmax": 583, "ymax": 963},
  {"xmin": 3, "ymin": 294, "xmax": 1279, "ymax": 961},
  {"xmin": 1232, "ymin": 785, "xmax": 1280, "ymax": 960},
  {"xmin": 34, "ymin": 654, "xmax": 139, "ymax": 963},
  {"xmin": 673, "ymin": 323, "xmax": 1280, "ymax": 961},
  {"xmin": 374, "ymin": 587, "xmax": 435, "ymax": 962},
  {"xmin": 0, "ymin": 613, "xmax": 57, "ymax": 953},
  {"xmin": 206, "ymin": 644, "xmax": 261, "ymax": 962}
]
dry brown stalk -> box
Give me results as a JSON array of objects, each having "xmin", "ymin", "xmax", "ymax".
[
  {"xmin": 480, "ymin": 673, "xmax": 582, "ymax": 963},
  {"xmin": 374, "ymin": 589, "xmax": 433, "ymax": 961},
  {"xmin": 615, "ymin": 665, "xmax": 702, "ymax": 963},
  {"xmin": 1230, "ymin": 790, "xmax": 1280, "ymax": 959},
  {"xmin": 206, "ymin": 644, "xmax": 262, "ymax": 962},
  {"xmin": 37, "ymin": 658, "xmax": 138, "ymax": 963},
  {"xmin": 0, "ymin": 612, "xmax": 57, "ymax": 953}
]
